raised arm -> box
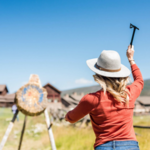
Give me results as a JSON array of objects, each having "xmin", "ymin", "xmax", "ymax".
[
  {"xmin": 126, "ymin": 45, "xmax": 144, "ymax": 100},
  {"xmin": 65, "ymin": 94, "xmax": 99, "ymax": 123}
]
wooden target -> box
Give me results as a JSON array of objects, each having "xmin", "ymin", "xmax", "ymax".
[{"xmin": 16, "ymin": 76, "xmax": 48, "ymax": 116}]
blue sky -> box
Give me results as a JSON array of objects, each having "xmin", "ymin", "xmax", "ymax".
[{"xmin": 0, "ymin": 0, "xmax": 150, "ymax": 93}]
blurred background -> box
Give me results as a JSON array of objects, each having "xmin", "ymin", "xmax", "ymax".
[{"xmin": 0, "ymin": 0, "xmax": 150, "ymax": 150}]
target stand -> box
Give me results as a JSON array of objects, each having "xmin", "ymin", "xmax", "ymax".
[{"xmin": 0, "ymin": 75, "xmax": 57, "ymax": 150}]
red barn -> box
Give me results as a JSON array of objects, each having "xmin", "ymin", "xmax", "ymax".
[{"xmin": 43, "ymin": 83, "xmax": 61, "ymax": 103}]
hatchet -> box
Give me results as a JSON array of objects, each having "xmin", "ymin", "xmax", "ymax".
[{"xmin": 130, "ymin": 23, "xmax": 139, "ymax": 46}]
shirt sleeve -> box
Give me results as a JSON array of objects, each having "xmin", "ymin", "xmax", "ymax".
[
  {"xmin": 128, "ymin": 64, "xmax": 144, "ymax": 102},
  {"xmin": 65, "ymin": 94, "xmax": 99, "ymax": 123}
]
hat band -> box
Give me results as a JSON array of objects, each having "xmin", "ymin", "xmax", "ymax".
[{"xmin": 96, "ymin": 64, "xmax": 121, "ymax": 72}]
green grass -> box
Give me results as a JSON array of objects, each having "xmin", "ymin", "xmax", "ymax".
[
  {"xmin": 0, "ymin": 108, "xmax": 150, "ymax": 150},
  {"xmin": 133, "ymin": 116, "xmax": 150, "ymax": 150}
]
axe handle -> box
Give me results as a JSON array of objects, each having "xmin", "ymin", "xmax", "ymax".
[{"xmin": 130, "ymin": 28, "xmax": 136, "ymax": 46}]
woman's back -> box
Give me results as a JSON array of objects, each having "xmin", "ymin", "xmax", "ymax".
[{"xmin": 89, "ymin": 90, "xmax": 136, "ymax": 148}]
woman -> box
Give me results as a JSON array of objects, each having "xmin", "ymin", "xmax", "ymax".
[{"xmin": 65, "ymin": 45, "xmax": 144, "ymax": 150}]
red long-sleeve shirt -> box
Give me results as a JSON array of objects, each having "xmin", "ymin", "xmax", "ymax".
[{"xmin": 65, "ymin": 64, "xmax": 144, "ymax": 148}]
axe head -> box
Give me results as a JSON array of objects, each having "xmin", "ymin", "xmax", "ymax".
[{"xmin": 130, "ymin": 23, "xmax": 139, "ymax": 30}]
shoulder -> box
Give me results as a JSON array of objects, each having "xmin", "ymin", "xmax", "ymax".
[
  {"xmin": 80, "ymin": 91, "xmax": 100, "ymax": 107},
  {"xmin": 84, "ymin": 90, "xmax": 100, "ymax": 99}
]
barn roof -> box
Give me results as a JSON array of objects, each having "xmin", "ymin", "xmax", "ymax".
[
  {"xmin": 70, "ymin": 92, "xmax": 84, "ymax": 101},
  {"xmin": 137, "ymin": 96, "xmax": 150, "ymax": 105},
  {"xmin": 0, "ymin": 85, "xmax": 8, "ymax": 93},
  {"xmin": 62, "ymin": 94, "xmax": 78, "ymax": 105},
  {"xmin": 43, "ymin": 83, "xmax": 61, "ymax": 93},
  {"xmin": 0, "ymin": 93, "xmax": 15, "ymax": 102}
]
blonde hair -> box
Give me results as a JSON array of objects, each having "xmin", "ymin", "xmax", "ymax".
[{"xmin": 93, "ymin": 74, "xmax": 130, "ymax": 104}]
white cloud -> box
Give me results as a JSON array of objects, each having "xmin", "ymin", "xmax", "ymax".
[{"xmin": 75, "ymin": 78, "xmax": 93, "ymax": 84}]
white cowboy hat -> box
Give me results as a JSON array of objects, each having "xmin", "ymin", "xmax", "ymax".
[{"xmin": 86, "ymin": 50, "xmax": 131, "ymax": 78}]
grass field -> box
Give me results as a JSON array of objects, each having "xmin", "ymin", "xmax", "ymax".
[{"xmin": 0, "ymin": 108, "xmax": 150, "ymax": 150}]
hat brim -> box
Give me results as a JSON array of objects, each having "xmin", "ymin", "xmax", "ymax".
[{"xmin": 86, "ymin": 58, "xmax": 131, "ymax": 78}]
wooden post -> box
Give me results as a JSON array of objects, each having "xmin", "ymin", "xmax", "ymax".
[
  {"xmin": 18, "ymin": 115, "xmax": 27, "ymax": 150},
  {"xmin": 44, "ymin": 109, "xmax": 57, "ymax": 150},
  {"xmin": 0, "ymin": 110, "xmax": 19, "ymax": 150}
]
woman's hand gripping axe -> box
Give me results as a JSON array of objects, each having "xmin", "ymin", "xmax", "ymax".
[{"xmin": 130, "ymin": 23, "xmax": 139, "ymax": 46}]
